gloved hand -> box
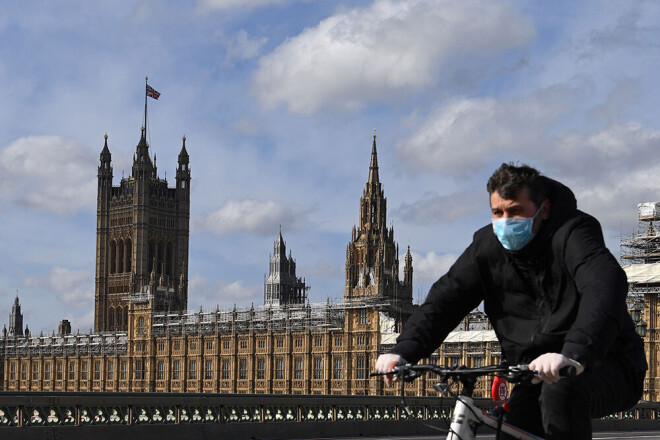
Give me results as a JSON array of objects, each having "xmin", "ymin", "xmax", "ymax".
[
  {"xmin": 529, "ymin": 352, "xmax": 584, "ymax": 384},
  {"xmin": 375, "ymin": 353, "xmax": 407, "ymax": 385}
]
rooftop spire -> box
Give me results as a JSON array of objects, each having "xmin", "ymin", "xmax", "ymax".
[
  {"xmin": 178, "ymin": 135, "xmax": 189, "ymax": 163},
  {"xmin": 275, "ymin": 225, "xmax": 285, "ymax": 256},
  {"xmin": 100, "ymin": 133, "xmax": 111, "ymax": 163},
  {"xmin": 132, "ymin": 126, "xmax": 154, "ymax": 179},
  {"xmin": 368, "ymin": 129, "xmax": 379, "ymax": 185}
]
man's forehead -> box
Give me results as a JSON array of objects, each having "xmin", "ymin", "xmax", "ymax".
[{"xmin": 490, "ymin": 188, "xmax": 532, "ymax": 205}]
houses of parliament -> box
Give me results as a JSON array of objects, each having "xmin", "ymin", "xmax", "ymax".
[
  {"xmin": 0, "ymin": 127, "xmax": 488, "ymax": 397},
  {"xmin": 0, "ymin": 125, "xmax": 653, "ymax": 400}
]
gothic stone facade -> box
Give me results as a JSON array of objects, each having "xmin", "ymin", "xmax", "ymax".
[
  {"xmin": 0, "ymin": 132, "xmax": 503, "ymax": 397},
  {"xmin": 264, "ymin": 228, "xmax": 308, "ymax": 307},
  {"xmin": 95, "ymin": 130, "xmax": 190, "ymax": 332}
]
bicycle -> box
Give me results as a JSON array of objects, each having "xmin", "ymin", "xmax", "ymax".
[{"xmin": 371, "ymin": 363, "xmax": 576, "ymax": 440}]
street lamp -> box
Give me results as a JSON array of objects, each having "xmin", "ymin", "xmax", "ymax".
[
  {"xmin": 636, "ymin": 320, "xmax": 647, "ymax": 338},
  {"xmin": 630, "ymin": 308, "xmax": 641, "ymax": 323}
]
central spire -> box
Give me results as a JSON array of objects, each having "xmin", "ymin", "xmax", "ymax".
[
  {"xmin": 368, "ymin": 129, "xmax": 379, "ymax": 186},
  {"xmin": 132, "ymin": 126, "xmax": 154, "ymax": 180}
]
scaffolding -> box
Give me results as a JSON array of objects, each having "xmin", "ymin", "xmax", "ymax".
[
  {"xmin": 0, "ymin": 333, "xmax": 128, "ymax": 357},
  {"xmin": 149, "ymin": 300, "xmax": 391, "ymax": 337},
  {"xmin": 621, "ymin": 202, "xmax": 660, "ymax": 264},
  {"xmin": 620, "ymin": 203, "xmax": 660, "ymax": 331}
]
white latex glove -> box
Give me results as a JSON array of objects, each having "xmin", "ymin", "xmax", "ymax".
[
  {"xmin": 528, "ymin": 352, "xmax": 585, "ymax": 384},
  {"xmin": 375, "ymin": 353, "xmax": 407, "ymax": 385}
]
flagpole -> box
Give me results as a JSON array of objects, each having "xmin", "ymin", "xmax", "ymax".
[{"xmin": 144, "ymin": 76, "xmax": 148, "ymax": 138}]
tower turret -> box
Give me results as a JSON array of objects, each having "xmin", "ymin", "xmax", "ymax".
[
  {"xmin": 95, "ymin": 134, "xmax": 113, "ymax": 331},
  {"xmin": 359, "ymin": 131, "xmax": 387, "ymax": 236},
  {"xmin": 176, "ymin": 135, "xmax": 191, "ymax": 192},
  {"xmin": 132, "ymin": 126, "xmax": 154, "ymax": 181},
  {"xmin": 9, "ymin": 295, "xmax": 23, "ymax": 337},
  {"xmin": 98, "ymin": 134, "xmax": 113, "ymax": 194},
  {"xmin": 174, "ymin": 135, "xmax": 191, "ymax": 310},
  {"xmin": 345, "ymin": 132, "xmax": 412, "ymax": 307},
  {"xmin": 404, "ymin": 245, "xmax": 413, "ymax": 287},
  {"xmin": 95, "ymin": 125, "xmax": 191, "ymax": 331},
  {"xmin": 264, "ymin": 227, "xmax": 308, "ymax": 307}
]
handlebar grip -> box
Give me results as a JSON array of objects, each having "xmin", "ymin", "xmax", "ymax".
[{"xmin": 558, "ymin": 365, "xmax": 576, "ymax": 378}]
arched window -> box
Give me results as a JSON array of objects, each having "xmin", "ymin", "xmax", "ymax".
[
  {"xmin": 117, "ymin": 238, "xmax": 124, "ymax": 273},
  {"xmin": 137, "ymin": 317, "xmax": 145, "ymax": 335},
  {"xmin": 124, "ymin": 309, "xmax": 128, "ymax": 331},
  {"xmin": 148, "ymin": 240, "xmax": 155, "ymax": 273},
  {"xmin": 157, "ymin": 240, "xmax": 164, "ymax": 275},
  {"xmin": 116, "ymin": 307, "xmax": 123, "ymax": 328},
  {"xmin": 110, "ymin": 241, "xmax": 117, "ymax": 274},
  {"xmin": 125, "ymin": 238, "xmax": 132, "ymax": 273},
  {"xmin": 166, "ymin": 242, "xmax": 173, "ymax": 276},
  {"xmin": 108, "ymin": 307, "xmax": 115, "ymax": 329}
]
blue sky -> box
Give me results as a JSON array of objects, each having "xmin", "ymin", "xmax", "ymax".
[{"xmin": 1, "ymin": 0, "xmax": 660, "ymax": 333}]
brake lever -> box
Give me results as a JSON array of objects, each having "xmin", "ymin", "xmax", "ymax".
[{"xmin": 503, "ymin": 364, "xmax": 537, "ymax": 383}]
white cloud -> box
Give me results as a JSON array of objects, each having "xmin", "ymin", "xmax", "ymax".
[
  {"xmin": 395, "ymin": 86, "xmax": 575, "ymax": 176},
  {"xmin": 394, "ymin": 189, "xmax": 486, "ymax": 225},
  {"xmin": 193, "ymin": 199, "xmax": 312, "ymax": 236},
  {"xmin": 253, "ymin": 0, "xmax": 534, "ymax": 113},
  {"xmin": 20, "ymin": 267, "xmax": 94, "ymax": 331},
  {"xmin": 198, "ymin": 0, "xmax": 292, "ymax": 11},
  {"xmin": 22, "ymin": 267, "xmax": 93, "ymax": 306},
  {"xmin": 189, "ymin": 273, "xmax": 261, "ymax": 307},
  {"xmin": 299, "ymin": 260, "xmax": 342, "ymax": 280},
  {"xmin": 0, "ymin": 136, "xmax": 97, "ymax": 215},
  {"xmin": 411, "ymin": 251, "xmax": 459, "ymax": 286},
  {"xmin": 397, "ymin": 86, "xmax": 660, "ymax": 232},
  {"xmin": 220, "ymin": 29, "xmax": 268, "ymax": 65},
  {"xmin": 229, "ymin": 118, "xmax": 264, "ymax": 136},
  {"xmin": 550, "ymin": 123, "xmax": 660, "ymax": 178},
  {"xmin": 548, "ymin": 123, "xmax": 660, "ymax": 230}
]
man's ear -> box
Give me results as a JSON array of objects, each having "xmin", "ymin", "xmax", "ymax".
[{"xmin": 541, "ymin": 199, "xmax": 551, "ymax": 220}]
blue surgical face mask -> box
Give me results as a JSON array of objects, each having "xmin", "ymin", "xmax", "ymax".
[{"xmin": 492, "ymin": 206, "xmax": 543, "ymax": 251}]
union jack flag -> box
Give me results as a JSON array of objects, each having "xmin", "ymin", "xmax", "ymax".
[{"xmin": 146, "ymin": 84, "xmax": 160, "ymax": 100}]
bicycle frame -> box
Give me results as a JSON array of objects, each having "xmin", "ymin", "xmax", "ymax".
[
  {"xmin": 372, "ymin": 363, "xmax": 563, "ymax": 440},
  {"xmin": 448, "ymin": 394, "xmax": 542, "ymax": 440}
]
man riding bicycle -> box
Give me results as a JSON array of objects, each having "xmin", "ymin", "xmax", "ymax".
[{"xmin": 375, "ymin": 163, "xmax": 647, "ymax": 439}]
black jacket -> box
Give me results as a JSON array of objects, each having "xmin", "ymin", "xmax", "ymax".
[{"xmin": 393, "ymin": 178, "xmax": 647, "ymax": 373}]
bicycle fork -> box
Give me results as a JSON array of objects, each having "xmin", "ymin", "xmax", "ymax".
[{"xmin": 447, "ymin": 396, "xmax": 478, "ymax": 440}]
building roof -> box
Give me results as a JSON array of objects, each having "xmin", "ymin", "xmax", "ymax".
[
  {"xmin": 623, "ymin": 263, "xmax": 660, "ymax": 284},
  {"xmin": 380, "ymin": 329, "xmax": 498, "ymax": 346},
  {"xmin": 444, "ymin": 330, "xmax": 498, "ymax": 343}
]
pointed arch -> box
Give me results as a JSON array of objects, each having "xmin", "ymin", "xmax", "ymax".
[
  {"xmin": 110, "ymin": 240, "xmax": 117, "ymax": 274},
  {"xmin": 116, "ymin": 306, "xmax": 123, "ymax": 328},
  {"xmin": 117, "ymin": 238, "xmax": 124, "ymax": 273},
  {"xmin": 148, "ymin": 240, "xmax": 155, "ymax": 273},
  {"xmin": 108, "ymin": 307, "xmax": 115, "ymax": 330},
  {"xmin": 157, "ymin": 240, "xmax": 165, "ymax": 275},
  {"xmin": 166, "ymin": 242, "xmax": 173, "ymax": 276},
  {"xmin": 125, "ymin": 238, "xmax": 132, "ymax": 273}
]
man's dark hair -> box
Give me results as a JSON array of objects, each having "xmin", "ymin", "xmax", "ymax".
[{"xmin": 487, "ymin": 163, "xmax": 547, "ymax": 208}]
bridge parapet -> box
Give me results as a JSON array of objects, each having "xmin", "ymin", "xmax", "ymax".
[{"xmin": 0, "ymin": 392, "xmax": 658, "ymax": 439}]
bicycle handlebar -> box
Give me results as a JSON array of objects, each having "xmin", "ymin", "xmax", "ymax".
[{"xmin": 370, "ymin": 363, "xmax": 576, "ymax": 384}]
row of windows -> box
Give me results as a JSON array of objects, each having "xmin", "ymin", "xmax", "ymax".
[
  {"xmin": 8, "ymin": 355, "xmax": 371, "ymax": 382},
  {"xmin": 149, "ymin": 217, "xmax": 175, "ymax": 229},
  {"xmin": 152, "ymin": 336, "xmax": 348, "ymax": 353},
  {"xmin": 10, "ymin": 360, "xmax": 128, "ymax": 381},
  {"xmin": 147, "ymin": 239, "xmax": 175, "ymax": 276},
  {"xmin": 108, "ymin": 285, "xmax": 130, "ymax": 294},
  {"xmin": 109, "ymin": 238, "xmax": 132, "ymax": 274},
  {"xmin": 108, "ymin": 307, "xmax": 128, "ymax": 330},
  {"xmin": 109, "ymin": 216, "xmax": 132, "ymax": 227}
]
